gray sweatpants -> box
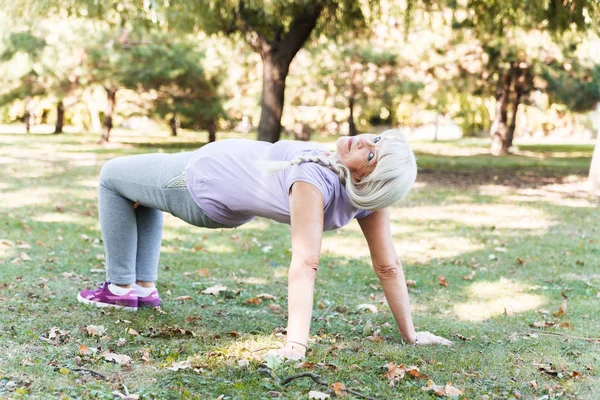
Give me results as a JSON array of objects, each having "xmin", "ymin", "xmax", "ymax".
[{"xmin": 98, "ymin": 151, "xmax": 230, "ymax": 285}]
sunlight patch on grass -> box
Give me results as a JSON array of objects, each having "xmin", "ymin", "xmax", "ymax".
[
  {"xmin": 399, "ymin": 236, "xmax": 484, "ymax": 263},
  {"xmin": 399, "ymin": 203, "xmax": 553, "ymax": 230},
  {"xmin": 238, "ymin": 277, "xmax": 268, "ymax": 285},
  {"xmin": 454, "ymin": 278, "xmax": 546, "ymax": 321},
  {"xmin": 31, "ymin": 213, "xmax": 83, "ymax": 223},
  {"xmin": 1, "ymin": 188, "xmax": 57, "ymax": 209},
  {"xmin": 322, "ymin": 236, "xmax": 369, "ymax": 257}
]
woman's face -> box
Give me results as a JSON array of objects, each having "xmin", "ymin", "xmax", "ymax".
[{"xmin": 335, "ymin": 134, "xmax": 383, "ymax": 182}]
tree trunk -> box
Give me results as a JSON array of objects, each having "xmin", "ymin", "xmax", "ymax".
[
  {"xmin": 54, "ymin": 101, "xmax": 65, "ymax": 134},
  {"xmin": 206, "ymin": 120, "xmax": 217, "ymax": 143},
  {"xmin": 24, "ymin": 96, "xmax": 35, "ymax": 134},
  {"xmin": 256, "ymin": 54, "xmax": 289, "ymax": 143},
  {"xmin": 101, "ymin": 87, "xmax": 117, "ymax": 143},
  {"xmin": 348, "ymin": 63, "xmax": 359, "ymax": 137},
  {"xmin": 169, "ymin": 116, "xmax": 178, "ymax": 136},
  {"xmin": 240, "ymin": 2, "xmax": 323, "ymax": 143},
  {"xmin": 490, "ymin": 61, "xmax": 531, "ymax": 155},
  {"xmin": 490, "ymin": 67, "xmax": 512, "ymax": 155}
]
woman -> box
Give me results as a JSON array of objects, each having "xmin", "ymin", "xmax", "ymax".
[{"xmin": 78, "ymin": 130, "xmax": 452, "ymax": 360}]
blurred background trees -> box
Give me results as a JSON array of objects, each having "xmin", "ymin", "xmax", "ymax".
[{"xmin": 0, "ymin": 0, "xmax": 598, "ymax": 164}]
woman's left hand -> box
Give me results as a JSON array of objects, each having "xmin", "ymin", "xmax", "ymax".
[
  {"xmin": 265, "ymin": 343, "xmax": 306, "ymax": 361},
  {"xmin": 414, "ymin": 331, "xmax": 453, "ymax": 346}
]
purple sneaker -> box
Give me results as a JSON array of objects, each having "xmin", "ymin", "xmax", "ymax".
[
  {"xmin": 77, "ymin": 282, "xmax": 138, "ymax": 311},
  {"xmin": 137, "ymin": 287, "xmax": 161, "ymax": 308}
]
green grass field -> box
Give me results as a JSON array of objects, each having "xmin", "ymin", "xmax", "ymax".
[{"xmin": 1, "ymin": 131, "xmax": 598, "ymax": 399}]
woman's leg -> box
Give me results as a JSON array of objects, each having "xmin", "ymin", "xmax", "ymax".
[{"xmin": 97, "ymin": 152, "xmax": 196, "ymax": 285}]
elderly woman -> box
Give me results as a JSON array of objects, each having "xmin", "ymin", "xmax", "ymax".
[{"xmin": 78, "ymin": 130, "xmax": 452, "ymax": 360}]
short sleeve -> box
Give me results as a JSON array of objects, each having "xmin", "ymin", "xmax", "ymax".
[
  {"xmin": 355, "ymin": 209, "xmax": 374, "ymax": 219},
  {"xmin": 285, "ymin": 162, "xmax": 333, "ymax": 209}
]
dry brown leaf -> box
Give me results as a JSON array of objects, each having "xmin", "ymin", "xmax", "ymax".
[
  {"xmin": 202, "ymin": 284, "xmax": 228, "ymax": 295},
  {"xmin": 197, "ymin": 268, "xmax": 210, "ymax": 277},
  {"xmin": 103, "ymin": 352, "xmax": 132, "ymax": 366},
  {"xmin": 438, "ymin": 276, "xmax": 449, "ymax": 287},
  {"xmin": 40, "ymin": 327, "xmax": 70, "ymax": 345},
  {"xmin": 331, "ymin": 382, "xmax": 347, "ymax": 397},
  {"xmin": 295, "ymin": 361, "xmax": 316, "ymax": 370},
  {"xmin": 406, "ymin": 279, "xmax": 417, "ymax": 287},
  {"xmin": 455, "ymin": 334, "xmax": 473, "ymax": 341},
  {"xmin": 268, "ymin": 304, "xmax": 282, "ymax": 313},
  {"xmin": 530, "ymin": 321, "xmax": 556, "ymax": 328},
  {"xmin": 560, "ymin": 322, "xmax": 572, "ymax": 328},
  {"xmin": 78, "ymin": 344, "xmax": 90, "ymax": 355},
  {"xmin": 529, "ymin": 380, "xmax": 538, "ymax": 390},
  {"xmin": 176, "ymin": 295, "xmax": 193, "ymax": 302},
  {"xmin": 570, "ymin": 370, "xmax": 583, "ymax": 379},
  {"xmin": 167, "ymin": 360, "xmax": 191, "ymax": 371},
  {"xmin": 421, "ymin": 380, "xmax": 464, "ymax": 397},
  {"xmin": 256, "ymin": 293, "xmax": 277, "ymax": 301},
  {"xmin": 245, "ymin": 297, "xmax": 261, "ymax": 305},
  {"xmin": 462, "ymin": 272, "xmax": 476, "ymax": 281},
  {"xmin": 228, "ymin": 330, "xmax": 240, "ymax": 337},
  {"xmin": 516, "ymin": 257, "xmax": 524, "ymax": 265},
  {"xmin": 553, "ymin": 300, "xmax": 567, "ymax": 316},
  {"xmin": 86, "ymin": 325, "xmax": 106, "ymax": 337},
  {"xmin": 127, "ymin": 328, "xmax": 139, "ymax": 336}
]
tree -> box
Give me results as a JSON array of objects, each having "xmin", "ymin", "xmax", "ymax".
[
  {"xmin": 119, "ymin": 35, "xmax": 225, "ymax": 141},
  {"xmin": 450, "ymin": 0, "xmax": 600, "ymax": 154},
  {"xmin": 2, "ymin": 0, "xmax": 378, "ymax": 142}
]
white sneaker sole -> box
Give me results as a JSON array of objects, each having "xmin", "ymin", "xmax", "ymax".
[{"xmin": 77, "ymin": 293, "xmax": 138, "ymax": 311}]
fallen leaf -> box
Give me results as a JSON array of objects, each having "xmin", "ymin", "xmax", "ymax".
[
  {"xmin": 167, "ymin": 360, "xmax": 191, "ymax": 371},
  {"xmin": 116, "ymin": 338, "xmax": 127, "ymax": 347},
  {"xmin": 516, "ymin": 257, "xmax": 524, "ymax": 265},
  {"xmin": 256, "ymin": 293, "xmax": 277, "ymax": 301},
  {"xmin": 560, "ymin": 322, "xmax": 572, "ymax": 328},
  {"xmin": 455, "ymin": 334, "xmax": 472, "ymax": 341},
  {"xmin": 103, "ymin": 352, "xmax": 132, "ymax": 366},
  {"xmin": 356, "ymin": 304, "xmax": 378, "ymax": 313},
  {"xmin": 462, "ymin": 272, "xmax": 476, "ymax": 281},
  {"xmin": 421, "ymin": 380, "xmax": 464, "ymax": 397},
  {"xmin": 245, "ymin": 297, "xmax": 261, "ymax": 305},
  {"xmin": 268, "ymin": 304, "xmax": 282, "ymax": 313},
  {"xmin": 438, "ymin": 276, "xmax": 449, "ymax": 287},
  {"xmin": 570, "ymin": 370, "xmax": 583, "ymax": 379},
  {"xmin": 86, "ymin": 325, "xmax": 106, "ymax": 337},
  {"xmin": 127, "ymin": 328, "xmax": 139, "ymax": 336},
  {"xmin": 19, "ymin": 253, "xmax": 31, "ymax": 261},
  {"xmin": 406, "ymin": 280, "xmax": 417, "ymax": 287},
  {"xmin": 40, "ymin": 327, "xmax": 70, "ymax": 345},
  {"xmin": 202, "ymin": 284, "xmax": 228, "ymax": 295},
  {"xmin": 228, "ymin": 330, "xmax": 240, "ymax": 337},
  {"xmin": 196, "ymin": 268, "xmax": 210, "ymax": 277},
  {"xmin": 295, "ymin": 361, "xmax": 316, "ymax": 370},
  {"xmin": 368, "ymin": 331, "xmax": 384, "ymax": 343},
  {"xmin": 529, "ymin": 380, "xmax": 538, "ymax": 390},
  {"xmin": 59, "ymin": 367, "xmax": 70, "ymax": 375},
  {"xmin": 308, "ymin": 391, "xmax": 330, "ymax": 400},
  {"xmin": 331, "ymin": 382, "xmax": 347, "ymax": 397},
  {"xmin": 553, "ymin": 300, "xmax": 567, "ymax": 317},
  {"xmin": 530, "ymin": 321, "xmax": 556, "ymax": 328},
  {"xmin": 145, "ymin": 326, "xmax": 196, "ymax": 338},
  {"xmin": 383, "ymin": 363, "xmax": 424, "ymax": 386},
  {"xmin": 176, "ymin": 295, "xmax": 193, "ymax": 302},
  {"xmin": 78, "ymin": 344, "xmax": 90, "ymax": 355}
]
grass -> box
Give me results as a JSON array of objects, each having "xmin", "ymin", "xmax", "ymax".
[{"xmin": 0, "ymin": 130, "xmax": 599, "ymax": 399}]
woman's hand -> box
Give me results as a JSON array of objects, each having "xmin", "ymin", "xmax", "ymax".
[
  {"xmin": 414, "ymin": 331, "xmax": 453, "ymax": 346},
  {"xmin": 265, "ymin": 342, "xmax": 306, "ymax": 361}
]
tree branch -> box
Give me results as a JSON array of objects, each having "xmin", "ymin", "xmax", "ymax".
[{"xmin": 278, "ymin": 3, "xmax": 324, "ymax": 62}]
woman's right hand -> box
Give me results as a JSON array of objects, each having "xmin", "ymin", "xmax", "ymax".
[{"xmin": 414, "ymin": 331, "xmax": 453, "ymax": 346}]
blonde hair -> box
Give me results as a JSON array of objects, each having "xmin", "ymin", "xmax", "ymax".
[{"xmin": 262, "ymin": 129, "xmax": 417, "ymax": 210}]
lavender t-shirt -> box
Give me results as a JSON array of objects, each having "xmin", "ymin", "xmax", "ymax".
[{"xmin": 184, "ymin": 139, "xmax": 372, "ymax": 230}]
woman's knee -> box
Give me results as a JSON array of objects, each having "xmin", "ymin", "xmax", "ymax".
[{"xmin": 99, "ymin": 157, "xmax": 126, "ymax": 186}]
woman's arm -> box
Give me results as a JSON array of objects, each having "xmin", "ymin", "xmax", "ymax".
[
  {"xmin": 269, "ymin": 181, "xmax": 324, "ymax": 360},
  {"xmin": 358, "ymin": 208, "xmax": 451, "ymax": 346}
]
